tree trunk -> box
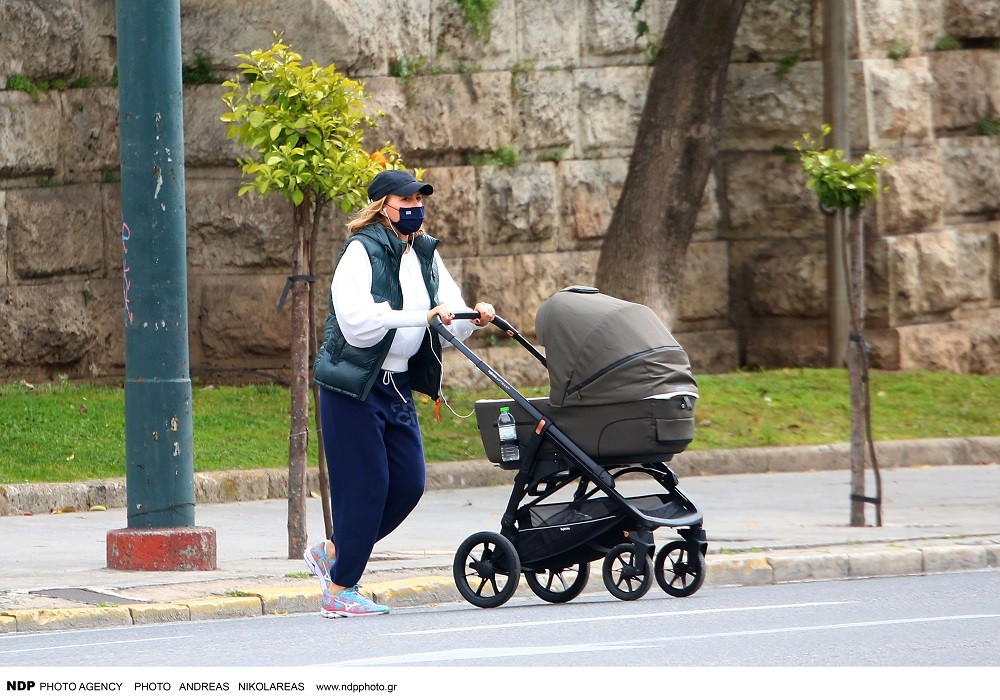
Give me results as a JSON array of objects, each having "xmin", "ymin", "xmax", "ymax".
[
  {"xmin": 308, "ymin": 201, "xmax": 333, "ymax": 540},
  {"xmin": 287, "ymin": 202, "xmax": 312, "ymax": 558},
  {"xmin": 595, "ymin": 0, "xmax": 746, "ymax": 325},
  {"xmin": 845, "ymin": 210, "xmax": 867, "ymax": 527}
]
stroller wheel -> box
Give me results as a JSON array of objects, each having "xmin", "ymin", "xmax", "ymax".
[
  {"xmin": 654, "ymin": 540, "xmax": 706, "ymax": 597},
  {"xmin": 602, "ymin": 543, "xmax": 653, "ymax": 601},
  {"xmin": 524, "ymin": 562, "xmax": 591, "ymax": 604},
  {"xmin": 453, "ymin": 531, "xmax": 521, "ymax": 608}
]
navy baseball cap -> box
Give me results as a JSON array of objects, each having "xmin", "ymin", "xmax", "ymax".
[{"xmin": 367, "ymin": 170, "xmax": 433, "ymax": 201}]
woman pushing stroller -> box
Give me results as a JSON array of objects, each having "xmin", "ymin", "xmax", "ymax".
[{"xmin": 305, "ymin": 169, "xmax": 495, "ymax": 618}]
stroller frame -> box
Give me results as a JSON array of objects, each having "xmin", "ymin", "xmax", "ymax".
[{"xmin": 433, "ymin": 311, "xmax": 708, "ymax": 607}]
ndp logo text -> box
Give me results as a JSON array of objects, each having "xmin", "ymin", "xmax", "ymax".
[{"xmin": 7, "ymin": 681, "xmax": 36, "ymax": 691}]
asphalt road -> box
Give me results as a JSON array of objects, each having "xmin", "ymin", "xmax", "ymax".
[{"xmin": 3, "ymin": 570, "xmax": 997, "ymax": 668}]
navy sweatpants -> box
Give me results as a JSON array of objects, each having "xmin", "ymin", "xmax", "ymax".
[{"xmin": 319, "ymin": 372, "xmax": 426, "ymax": 588}]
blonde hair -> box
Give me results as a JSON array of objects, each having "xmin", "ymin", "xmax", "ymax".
[
  {"xmin": 347, "ymin": 198, "xmax": 384, "ymax": 233},
  {"xmin": 346, "ymin": 196, "xmax": 426, "ymax": 236}
]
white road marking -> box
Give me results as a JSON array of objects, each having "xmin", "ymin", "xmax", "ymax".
[
  {"xmin": 322, "ymin": 642, "xmax": 660, "ymax": 666},
  {"xmin": 386, "ymin": 601, "xmax": 856, "ymax": 636},
  {"xmin": 0, "ymin": 635, "xmax": 193, "ymax": 655},
  {"xmin": 338, "ymin": 613, "xmax": 1000, "ymax": 666},
  {"xmin": 629, "ymin": 612, "xmax": 1000, "ymax": 644}
]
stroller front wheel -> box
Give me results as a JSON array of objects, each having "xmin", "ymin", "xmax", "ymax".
[
  {"xmin": 602, "ymin": 543, "xmax": 653, "ymax": 601},
  {"xmin": 453, "ymin": 531, "xmax": 521, "ymax": 608},
  {"xmin": 524, "ymin": 561, "xmax": 591, "ymax": 604}
]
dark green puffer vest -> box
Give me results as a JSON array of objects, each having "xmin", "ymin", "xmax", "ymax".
[{"xmin": 313, "ymin": 223, "xmax": 443, "ymax": 401}]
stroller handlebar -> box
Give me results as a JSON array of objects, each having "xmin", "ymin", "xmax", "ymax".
[
  {"xmin": 430, "ymin": 313, "xmax": 545, "ymax": 366},
  {"xmin": 446, "ymin": 311, "xmax": 518, "ymax": 334},
  {"xmin": 430, "ymin": 312, "xmax": 515, "ymax": 333}
]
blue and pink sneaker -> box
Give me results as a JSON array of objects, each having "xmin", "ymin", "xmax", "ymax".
[
  {"xmin": 321, "ymin": 586, "xmax": 390, "ymax": 618},
  {"xmin": 303, "ymin": 541, "xmax": 335, "ymax": 594}
]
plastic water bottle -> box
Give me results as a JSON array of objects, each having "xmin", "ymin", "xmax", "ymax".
[{"xmin": 497, "ymin": 406, "xmax": 520, "ymax": 464}]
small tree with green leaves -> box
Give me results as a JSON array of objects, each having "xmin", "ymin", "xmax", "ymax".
[
  {"xmin": 221, "ymin": 37, "xmax": 407, "ymax": 557},
  {"xmin": 794, "ymin": 125, "xmax": 892, "ymax": 527}
]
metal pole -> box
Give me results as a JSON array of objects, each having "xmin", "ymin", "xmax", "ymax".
[
  {"xmin": 823, "ymin": 0, "xmax": 850, "ymax": 367},
  {"xmin": 116, "ymin": 0, "xmax": 195, "ymax": 529}
]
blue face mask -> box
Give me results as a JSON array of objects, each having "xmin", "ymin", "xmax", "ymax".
[{"xmin": 385, "ymin": 204, "xmax": 424, "ymax": 235}]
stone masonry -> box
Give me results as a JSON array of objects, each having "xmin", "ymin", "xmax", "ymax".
[{"xmin": 1, "ymin": 0, "xmax": 998, "ymax": 387}]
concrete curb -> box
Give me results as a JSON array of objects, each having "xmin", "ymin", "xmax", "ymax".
[
  {"xmin": 2, "ymin": 437, "xmax": 998, "ymax": 517},
  {"xmin": 722, "ymin": 541, "xmax": 1000, "ymax": 584},
  {"xmin": 667, "ymin": 436, "xmax": 1000, "ymax": 478},
  {"xmin": 2, "ymin": 543, "xmax": 998, "ymax": 635}
]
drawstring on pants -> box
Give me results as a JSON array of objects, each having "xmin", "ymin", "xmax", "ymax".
[
  {"xmin": 429, "ymin": 336, "xmax": 474, "ymax": 422},
  {"xmin": 383, "ymin": 371, "xmax": 407, "ymax": 404}
]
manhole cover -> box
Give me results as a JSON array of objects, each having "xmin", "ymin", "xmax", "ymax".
[{"xmin": 29, "ymin": 588, "xmax": 144, "ymax": 605}]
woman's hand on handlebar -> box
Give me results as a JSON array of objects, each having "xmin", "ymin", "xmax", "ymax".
[
  {"xmin": 428, "ymin": 305, "xmax": 454, "ymax": 325},
  {"xmin": 472, "ymin": 301, "xmax": 495, "ymax": 327},
  {"xmin": 429, "ymin": 303, "xmax": 495, "ymax": 327}
]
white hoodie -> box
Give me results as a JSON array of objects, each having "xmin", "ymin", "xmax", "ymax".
[{"xmin": 330, "ymin": 240, "xmax": 477, "ymax": 372}]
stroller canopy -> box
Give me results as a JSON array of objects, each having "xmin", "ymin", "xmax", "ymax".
[{"xmin": 535, "ymin": 287, "xmax": 697, "ymax": 408}]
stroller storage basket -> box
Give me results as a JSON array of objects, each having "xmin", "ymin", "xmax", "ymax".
[
  {"xmin": 516, "ymin": 499, "xmax": 620, "ymax": 565},
  {"xmin": 515, "ymin": 493, "xmax": 699, "ymax": 565}
]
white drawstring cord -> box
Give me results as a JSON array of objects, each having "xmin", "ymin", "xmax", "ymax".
[
  {"xmin": 383, "ymin": 370, "xmax": 408, "ymax": 404},
  {"xmin": 430, "ymin": 333, "xmax": 475, "ymax": 420}
]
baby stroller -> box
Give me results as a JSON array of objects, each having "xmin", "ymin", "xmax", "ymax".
[{"xmin": 432, "ymin": 286, "xmax": 706, "ymax": 607}]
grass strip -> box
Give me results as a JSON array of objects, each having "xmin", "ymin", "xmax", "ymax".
[{"xmin": 1, "ymin": 369, "xmax": 997, "ymax": 484}]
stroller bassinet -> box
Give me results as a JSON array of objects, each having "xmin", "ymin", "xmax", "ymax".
[
  {"xmin": 432, "ymin": 287, "xmax": 707, "ymax": 608},
  {"xmin": 475, "ymin": 288, "xmax": 698, "ymax": 465}
]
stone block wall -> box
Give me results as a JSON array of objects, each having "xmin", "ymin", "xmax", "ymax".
[{"xmin": 1, "ymin": 0, "xmax": 998, "ymax": 387}]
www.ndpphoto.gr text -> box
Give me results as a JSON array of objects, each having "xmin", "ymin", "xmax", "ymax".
[{"xmin": 315, "ymin": 683, "xmax": 397, "ymax": 693}]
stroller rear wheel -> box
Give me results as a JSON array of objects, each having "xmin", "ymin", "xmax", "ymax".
[
  {"xmin": 654, "ymin": 540, "xmax": 706, "ymax": 597},
  {"xmin": 602, "ymin": 543, "xmax": 653, "ymax": 601},
  {"xmin": 524, "ymin": 561, "xmax": 591, "ymax": 604},
  {"xmin": 453, "ymin": 531, "xmax": 521, "ymax": 608}
]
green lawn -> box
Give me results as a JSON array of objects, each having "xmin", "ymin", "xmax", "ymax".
[{"xmin": 1, "ymin": 369, "xmax": 997, "ymax": 484}]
